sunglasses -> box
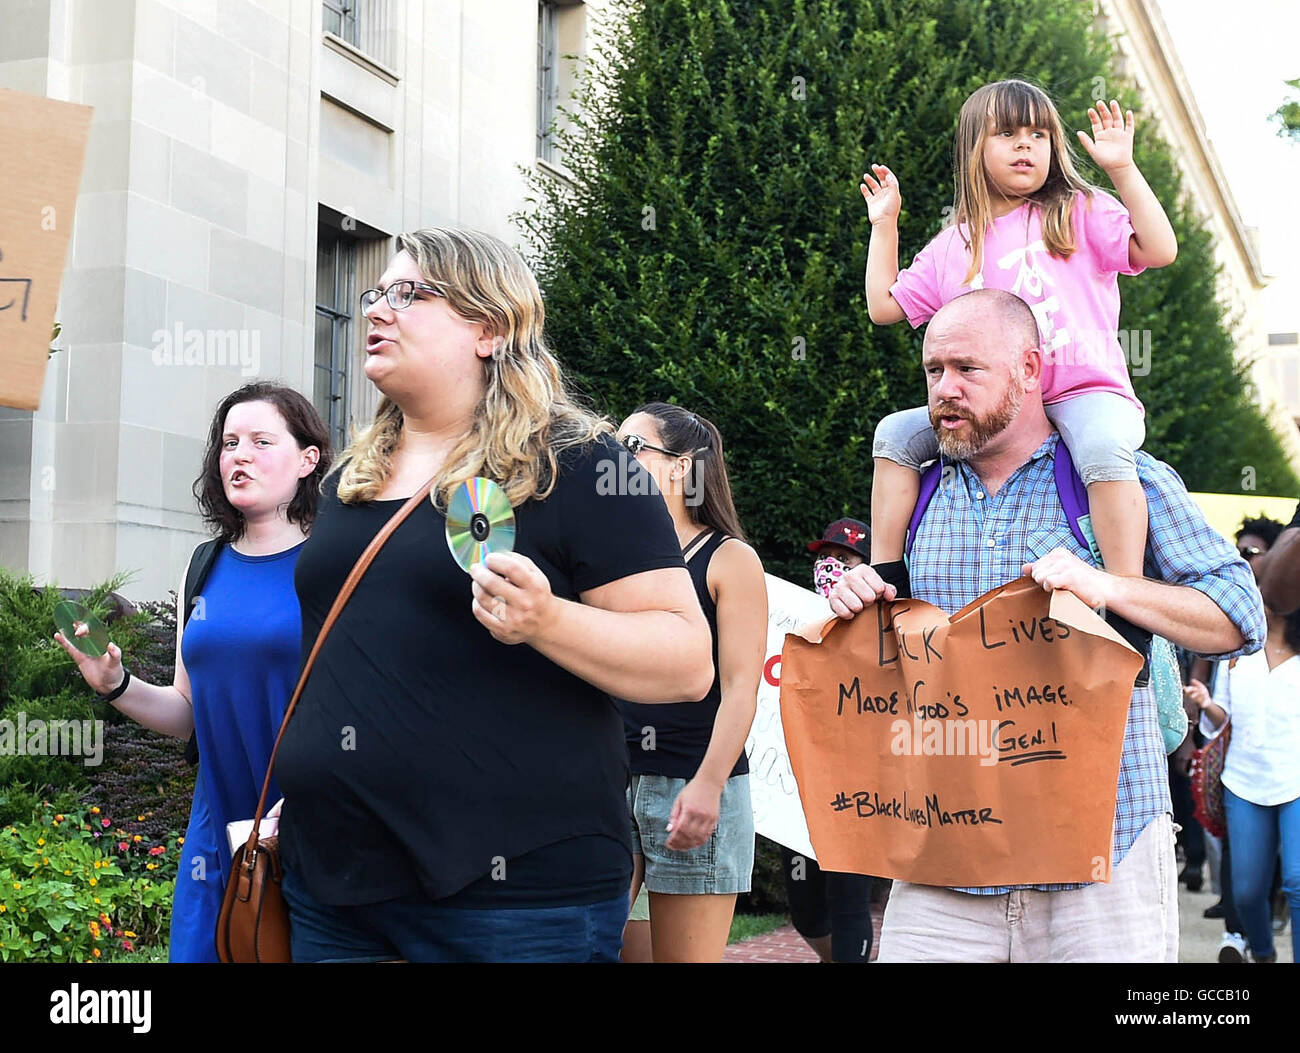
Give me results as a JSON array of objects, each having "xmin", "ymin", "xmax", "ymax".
[
  {"xmin": 1238, "ymin": 545, "xmax": 1263, "ymax": 559},
  {"xmin": 621, "ymin": 434, "xmax": 681, "ymax": 458}
]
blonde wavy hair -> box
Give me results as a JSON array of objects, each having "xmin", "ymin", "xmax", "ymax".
[
  {"xmin": 951, "ymin": 80, "xmax": 1099, "ymax": 285},
  {"xmin": 335, "ymin": 227, "xmax": 609, "ymax": 508}
]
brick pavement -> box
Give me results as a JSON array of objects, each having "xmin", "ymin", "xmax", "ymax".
[{"xmin": 724, "ymin": 901, "xmax": 886, "ymax": 962}]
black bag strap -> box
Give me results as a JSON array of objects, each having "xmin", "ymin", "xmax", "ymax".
[
  {"xmin": 181, "ymin": 539, "xmax": 222, "ymax": 766},
  {"xmin": 183, "ymin": 539, "xmax": 222, "ymax": 627}
]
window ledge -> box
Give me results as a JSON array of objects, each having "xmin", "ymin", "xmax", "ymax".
[
  {"xmin": 323, "ymin": 31, "xmax": 399, "ymax": 85},
  {"xmin": 535, "ymin": 156, "xmax": 577, "ymax": 188}
]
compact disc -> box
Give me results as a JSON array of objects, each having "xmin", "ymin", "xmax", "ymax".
[
  {"xmin": 53, "ymin": 600, "xmax": 110, "ymax": 658},
  {"xmin": 445, "ymin": 477, "xmax": 516, "ymax": 572}
]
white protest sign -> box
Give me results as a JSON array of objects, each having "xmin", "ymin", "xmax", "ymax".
[{"xmin": 745, "ymin": 573, "xmax": 832, "ymax": 859}]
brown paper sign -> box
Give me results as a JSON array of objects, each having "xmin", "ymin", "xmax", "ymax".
[
  {"xmin": 779, "ymin": 577, "xmax": 1143, "ymax": 887},
  {"xmin": 0, "ymin": 89, "xmax": 93, "ymax": 410}
]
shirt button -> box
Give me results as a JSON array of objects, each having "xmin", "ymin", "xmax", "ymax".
[
  {"xmin": 975, "ymin": 492, "xmax": 985, "ymax": 500},
  {"xmin": 986, "ymin": 539, "xmax": 996, "ymax": 548}
]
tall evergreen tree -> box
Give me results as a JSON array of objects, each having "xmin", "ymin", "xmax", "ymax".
[{"xmin": 520, "ymin": 0, "xmax": 1298, "ymax": 581}]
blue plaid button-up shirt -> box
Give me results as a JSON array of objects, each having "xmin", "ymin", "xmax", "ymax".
[{"xmin": 908, "ymin": 433, "xmax": 1266, "ymax": 895}]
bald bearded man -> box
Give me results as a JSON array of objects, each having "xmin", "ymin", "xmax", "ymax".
[{"xmin": 831, "ymin": 289, "xmax": 1265, "ymax": 962}]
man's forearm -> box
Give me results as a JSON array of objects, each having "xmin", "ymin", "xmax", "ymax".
[{"xmin": 1104, "ymin": 574, "xmax": 1247, "ymax": 655}]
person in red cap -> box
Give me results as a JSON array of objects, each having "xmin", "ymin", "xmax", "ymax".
[
  {"xmin": 809, "ymin": 518, "xmax": 872, "ymax": 600},
  {"xmin": 778, "ymin": 517, "xmax": 880, "ymax": 962}
]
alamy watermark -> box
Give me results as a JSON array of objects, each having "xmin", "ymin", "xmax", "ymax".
[
  {"xmin": 0, "ymin": 712, "xmax": 103, "ymax": 766},
  {"xmin": 595, "ymin": 458, "xmax": 704, "ymax": 506},
  {"xmin": 1040, "ymin": 328, "xmax": 1152, "ymax": 377},
  {"xmin": 151, "ymin": 323, "xmax": 261, "ymax": 377}
]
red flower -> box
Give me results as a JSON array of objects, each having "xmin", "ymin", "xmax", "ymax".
[
  {"xmin": 100, "ymin": 819, "xmax": 110, "ymax": 828},
  {"xmin": 120, "ymin": 939, "xmax": 134, "ymax": 952},
  {"xmin": 118, "ymin": 841, "xmax": 129, "ymax": 852},
  {"xmin": 148, "ymin": 845, "xmax": 165, "ymax": 857}
]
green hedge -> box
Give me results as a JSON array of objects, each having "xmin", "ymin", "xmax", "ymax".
[{"xmin": 522, "ymin": 0, "xmax": 1298, "ymax": 583}]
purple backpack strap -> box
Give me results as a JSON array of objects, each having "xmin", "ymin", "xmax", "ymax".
[
  {"xmin": 1052, "ymin": 439, "xmax": 1092, "ymax": 552},
  {"xmin": 905, "ymin": 459, "xmax": 946, "ymax": 559}
]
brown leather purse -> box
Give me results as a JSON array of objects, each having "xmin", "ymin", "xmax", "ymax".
[{"xmin": 216, "ymin": 478, "xmax": 435, "ymax": 962}]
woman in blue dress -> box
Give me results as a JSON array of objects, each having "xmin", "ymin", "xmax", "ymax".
[{"xmin": 56, "ymin": 381, "xmax": 330, "ymax": 962}]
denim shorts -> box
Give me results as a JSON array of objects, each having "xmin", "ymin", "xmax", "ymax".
[
  {"xmin": 627, "ymin": 773, "xmax": 754, "ymax": 895},
  {"xmin": 281, "ymin": 865, "xmax": 626, "ymax": 963}
]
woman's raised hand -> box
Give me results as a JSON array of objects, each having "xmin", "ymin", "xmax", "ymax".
[
  {"xmin": 1077, "ymin": 99, "xmax": 1135, "ymax": 174},
  {"xmin": 860, "ymin": 164, "xmax": 902, "ymax": 226},
  {"xmin": 54, "ymin": 625, "xmax": 126, "ymax": 696},
  {"xmin": 468, "ymin": 551, "xmax": 557, "ymax": 646}
]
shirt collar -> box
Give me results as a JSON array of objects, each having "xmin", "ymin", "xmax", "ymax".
[{"xmin": 947, "ymin": 432, "xmax": 1060, "ymax": 485}]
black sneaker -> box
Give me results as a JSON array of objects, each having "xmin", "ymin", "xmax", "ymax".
[
  {"xmin": 1179, "ymin": 864, "xmax": 1204, "ymax": 893},
  {"xmin": 1105, "ymin": 610, "xmax": 1153, "ymax": 686},
  {"xmin": 1203, "ymin": 902, "xmax": 1226, "ymax": 920}
]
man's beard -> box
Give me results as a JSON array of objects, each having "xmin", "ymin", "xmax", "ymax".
[{"xmin": 930, "ymin": 382, "xmax": 1022, "ymax": 460}]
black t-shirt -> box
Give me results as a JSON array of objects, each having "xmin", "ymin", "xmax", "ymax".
[
  {"xmin": 1289, "ymin": 501, "xmax": 1300, "ymax": 531},
  {"xmin": 276, "ymin": 433, "xmax": 685, "ymax": 907}
]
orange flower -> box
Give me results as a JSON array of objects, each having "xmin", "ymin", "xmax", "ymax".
[
  {"xmin": 89, "ymin": 807, "xmax": 100, "ymax": 815},
  {"xmin": 91, "ymin": 948, "xmax": 101, "ymax": 959}
]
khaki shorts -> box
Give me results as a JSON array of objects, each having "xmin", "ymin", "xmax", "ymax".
[{"xmin": 876, "ymin": 813, "xmax": 1178, "ymax": 962}]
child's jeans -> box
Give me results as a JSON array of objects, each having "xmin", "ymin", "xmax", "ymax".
[{"xmin": 873, "ymin": 391, "xmax": 1145, "ymax": 484}]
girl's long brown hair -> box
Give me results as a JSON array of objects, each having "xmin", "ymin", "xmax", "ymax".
[
  {"xmin": 951, "ymin": 80, "xmax": 1099, "ymax": 284},
  {"xmin": 636, "ymin": 402, "xmax": 747, "ymax": 543}
]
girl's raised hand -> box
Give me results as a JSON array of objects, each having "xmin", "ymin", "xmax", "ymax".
[
  {"xmin": 860, "ymin": 164, "xmax": 902, "ymax": 226},
  {"xmin": 1077, "ymin": 100, "xmax": 1135, "ymax": 173}
]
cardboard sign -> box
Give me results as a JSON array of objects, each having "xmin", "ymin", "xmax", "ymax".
[
  {"xmin": 0, "ymin": 89, "xmax": 93, "ymax": 410},
  {"xmin": 779, "ymin": 577, "xmax": 1142, "ymax": 887},
  {"xmin": 745, "ymin": 574, "xmax": 832, "ymax": 858}
]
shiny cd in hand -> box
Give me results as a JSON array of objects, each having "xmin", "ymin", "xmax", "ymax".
[
  {"xmin": 445, "ymin": 477, "xmax": 516, "ymax": 572},
  {"xmin": 53, "ymin": 600, "xmax": 110, "ymax": 657}
]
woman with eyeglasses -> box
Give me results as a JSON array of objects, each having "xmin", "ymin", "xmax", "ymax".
[
  {"xmin": 270, "ymin": 229, "xmax": 712, "ymax": 963},
  {"xmin": 615, "ymin": 403, "xmax": 767, "ymax": 962},
  {"xmin": 56, "ymin": 382, "xmax": 331, "ymax": 962},
  {"xmin": 1185, "ymin": 516, "xmax": 1300, "ymax": 963}
]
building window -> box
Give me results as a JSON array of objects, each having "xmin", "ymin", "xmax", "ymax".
[
  {"xmin": 315, "ymin": 226, "xmax": 354, "ymax": 455},
  {"xmin": 537, "ymin": 1, "xmax": 560, "ymax": 163},
  {"xmin": 322, "ymin": 0, "xmax": 360, "ymax": 48},
  {"xmin": 323, "ymin": 0, "xmax": 395, "ymax": 70}
]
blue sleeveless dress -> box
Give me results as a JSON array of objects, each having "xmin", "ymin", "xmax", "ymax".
[{"xmin": 170, "ymin": 541, "xmax": 304, "ymax": 963}]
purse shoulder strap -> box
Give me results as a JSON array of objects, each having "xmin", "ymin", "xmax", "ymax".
[{"xmin": 245, "ymin": 477, "xmax": 436, "ymax": 839}]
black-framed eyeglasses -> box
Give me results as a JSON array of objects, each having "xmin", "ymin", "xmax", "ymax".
[
  {"xmin": 359, "ymin": 280, "xmax": 445, "ymax": 312},
  {"xmin": 1239, "ymin": 545, "xmax": 1263, "ymax": 559},
  {"xmin": 621, "ymin": 433, "xmax": 681, "ymax": 458}
]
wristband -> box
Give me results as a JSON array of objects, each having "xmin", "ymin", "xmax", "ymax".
[{"xmin": 98, "ymin": 667, "xmax": 131, "ymax": 703}]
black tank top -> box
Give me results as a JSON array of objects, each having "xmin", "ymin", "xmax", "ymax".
[{"xmin": 619, "ymin": 531, "xmax": 749, "ymax": 780}]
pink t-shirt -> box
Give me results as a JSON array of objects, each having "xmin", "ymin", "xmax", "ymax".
[{"xmin": 890, "ymin": 189, "xmax": 1145, "ymax": 410}]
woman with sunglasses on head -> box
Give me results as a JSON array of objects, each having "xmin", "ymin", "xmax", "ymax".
[
  {"xmin": 616, "ymin": 403, "xmax": 767, "ymax": 962},
  {"xmin": 56, "ymin": 382, "xmax": 330, "ymax": 962},
  {"xmin": 1187, "ymin": 516, "xmax": 1298, "ymax": 963},
  {"xmin": 272, "ymin": 229, "xmax": 712, "ymax": 963}
]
